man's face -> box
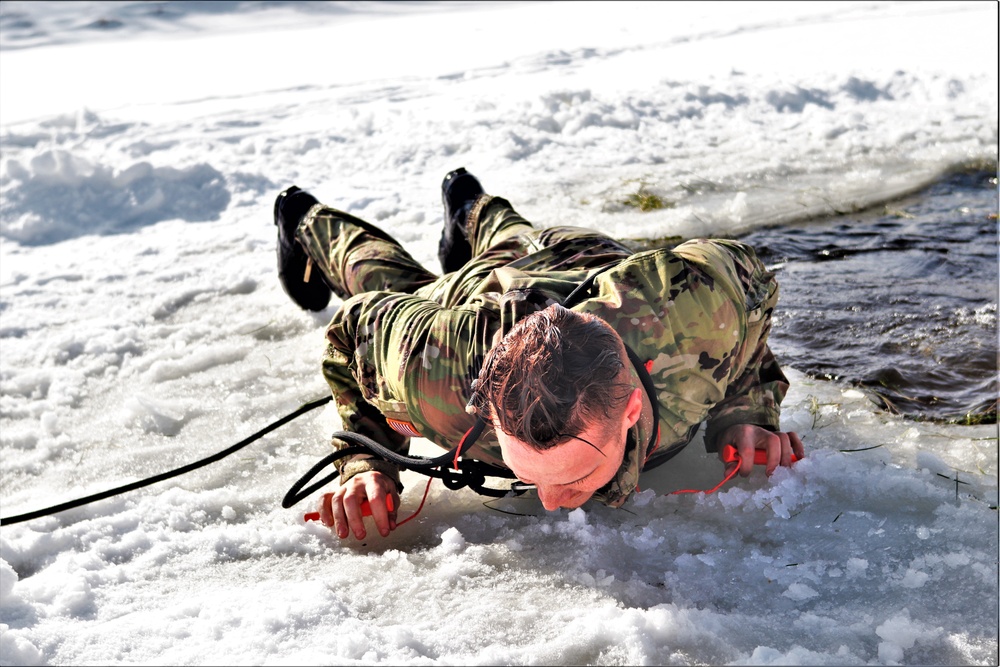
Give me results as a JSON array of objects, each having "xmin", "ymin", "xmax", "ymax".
[{"xmin": 496, "ymin": 387, "xmax": 642, "ymax": 511}]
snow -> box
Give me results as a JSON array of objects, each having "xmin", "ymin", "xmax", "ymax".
[{"xmin": 0, "ymin": 1, "xmax": 997, "ymax": 665}]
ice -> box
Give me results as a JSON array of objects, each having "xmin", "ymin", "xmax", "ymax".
[
  {"xmin": 876, "ymin": 610, "xmax": 944, "ymax": 664},
  {"xmin": 438, "ymin": 526, "xmax": 466, "ymax": 555},
  {"xmin": 900, "ymin": 568, "xmax": 930, "ymax": 589},
  {"xmin": 0, "ymin": 1, "xmax": 997, "ymax": 665},
  {"xmin": 783, "ymin": 582, "xmax": 820, "ymax": 601},
  {"xmin": 845, "ymin": 557, "xmax": 869, "ymax": 579}
]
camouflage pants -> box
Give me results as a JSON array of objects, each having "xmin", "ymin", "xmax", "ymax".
[{"xmin": 295, "ymin": 195, "xmax": 633, "ymax": 307}]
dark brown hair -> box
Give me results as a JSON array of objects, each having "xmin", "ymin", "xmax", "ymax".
[{"xmin": 477, "ymin": 304, "xmax": 632, "ymax": 450}]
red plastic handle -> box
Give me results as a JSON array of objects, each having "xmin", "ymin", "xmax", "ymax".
[
  {"xmin": 303, "ymin": 495, "xmax": 395, "ymax": 522},
  {"xmin": 721, "ymin": 445, "xmax": 799, "ymax": 466}
]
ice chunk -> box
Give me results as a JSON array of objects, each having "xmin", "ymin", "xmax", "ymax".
[
  {"xmin": 439, "ymin": 527, "xmax": 466, "ymax": 554},
  {"xmin": 845, "ymin": 558, "xmax": 869, "ymax": 578},
  {"xmin": 900, "ymin": 569, "xmax": 929, "ymax": 589},
  {"xmin": 782, "ymin": 582, "xmax": 819, "ymax": 601}
]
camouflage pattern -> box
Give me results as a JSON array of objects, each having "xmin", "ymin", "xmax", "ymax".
[{"xmin": 299, "ymin": 195, "xmax": 789, "ymax": 507}]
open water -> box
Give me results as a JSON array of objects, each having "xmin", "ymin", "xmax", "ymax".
[{"xmin": 740, "ymin": 168, "xmax": 998, "ymax": 425}]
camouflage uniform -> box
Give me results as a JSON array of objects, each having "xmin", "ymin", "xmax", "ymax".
[{"xmin": 297, "ymin": 195, "xmax": 789, "ymax": 507}]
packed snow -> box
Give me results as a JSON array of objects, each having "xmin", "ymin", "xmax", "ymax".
[{"xmin": 1, "ymin": 1, "xmax": 997, "ymax": 665}]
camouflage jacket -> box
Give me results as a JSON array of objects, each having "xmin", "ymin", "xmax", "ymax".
[{"xmin": 321, "ymin": 232, "xmax": 789, "ymax": 508}]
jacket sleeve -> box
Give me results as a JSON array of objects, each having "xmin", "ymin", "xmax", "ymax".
[
  {"xmin": 321, "ymin": 294, "xmax": 407, "ymax": 492},
  {"xmin": 702, "ymin": 341, "xmax": 789, "ymax": 452},
  {"xmin": 699, "ymin": 242, "xmax": 789, "ymax": 452}
]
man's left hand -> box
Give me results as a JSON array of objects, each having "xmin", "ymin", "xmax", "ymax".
[{"xmin": 718, "ymin": 423, "xmax": 804, "ymax": 477}]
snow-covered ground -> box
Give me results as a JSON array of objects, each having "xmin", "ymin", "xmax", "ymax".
[{"xmin": 0, "ymin": 1, "xmax": 997, "ymax": 665}]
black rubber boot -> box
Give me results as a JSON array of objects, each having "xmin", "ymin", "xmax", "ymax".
[
  {"xmin": 438, "ymin": 167, "xmax": 484, "ymax": 274},
  {"xmin": 274, "ymin": 186, "xmax": 332, "ymax": 311}
]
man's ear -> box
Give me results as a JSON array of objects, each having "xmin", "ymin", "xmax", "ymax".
[{"xmin": 623, "ymin": 387, "xmax": 643, "ymax": 429}]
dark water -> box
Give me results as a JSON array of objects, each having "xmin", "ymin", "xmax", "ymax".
[{"xmin": 739, "ymin": 169, "xmax": 998, "ymax": 424}]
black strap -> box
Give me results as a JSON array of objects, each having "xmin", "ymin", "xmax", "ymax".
[
  {"xmin": 623, "ymin": 343, "xmax": 661, "ymax": 464},
  {"xmin": 561, "ymin": 262, "xmax": 620, "ymax": 308},
  {"xmin": 1, "ymin": 395, "xmax": 334, "ymax": 526},
  {"xmin": 281, "ymin": 425, "xmax": 518, "ymax": 509}
]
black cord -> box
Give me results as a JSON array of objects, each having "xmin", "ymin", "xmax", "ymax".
[
  {"xmin": 281, "ymin": 422, "xmax": 519, "ymax": 509},
  {"xmin": 0, "ymin": 395, "xmax": 333, "ymax": 526}
]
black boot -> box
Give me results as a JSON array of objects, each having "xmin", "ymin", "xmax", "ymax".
[
  {"xmin": 274, "ymin": 186, "xmax": 332, "ymax": 311},
  {"xmin": 438, "ymin": 167, "xmax": 484, "ymax": 274}
]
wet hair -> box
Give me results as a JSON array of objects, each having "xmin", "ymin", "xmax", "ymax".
[{"xmin": 473, "ymin": 304, "xmax": 632, "ymax": 450}]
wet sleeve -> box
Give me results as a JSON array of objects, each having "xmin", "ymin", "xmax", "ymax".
[
  {"xmin": 701, "ymin": 262, "xmax": 789, "ymax": 453},
  {"xmin": 702, "ymin": 343, "xmax": 789, "ymax": 452},
  {"xmin": 321, "ymin": 299, "xmax": 406, "ymax": 493}
]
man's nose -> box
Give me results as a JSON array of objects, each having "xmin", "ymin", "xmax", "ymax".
[{"xmin": 537, "ymin": 485, "xmax": 574, "ymax": 511}]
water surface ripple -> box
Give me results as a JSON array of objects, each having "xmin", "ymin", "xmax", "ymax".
[{"xmin": 740, "ymin": 169, "xmax": 998, "ymax": 424}]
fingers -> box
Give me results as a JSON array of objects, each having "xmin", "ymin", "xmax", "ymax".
[
  {"xmin": 319, "ymin": 492, "xmax": 335, "ymax": 528},
  {"xmin": 735, "ymin": 431, "xmax": 756, "ymax": 478},
  {"xmin": 363, "ymin": 476, "xmax": 395, "ymax": 538},
  {"xmin": 317, "ymin": 472, "xmax": 398, "ymax": 541},
  {"xmin": 770, "ymin": 431, "xmax": 806, "ymax": 473},
  {"xmin": 723, "ymin": 425, "xmax": 805, "ymax": 478},
  {"xmin": 316, "ymin": 487, "xmax": 365, "ymax": 539},
  {"xmin": 765, "ymin": 431, "xmax": 786, "ymax": 476},
  {"xmin": 720, "ymin": 424, "xmax": 755, "ymax": 477},
  {"xmin": 318, "ymin": 490, "xmax": 351, "ymax": 539},
  {"xmin": 789, "ymin": 431, "xmax": 805, "ymax": 461},
  {"xmin": 340, "ymin": 486, "xmax": 368, "ymax": 540}
]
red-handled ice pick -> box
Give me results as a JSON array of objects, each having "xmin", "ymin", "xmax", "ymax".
[
  {"xmin": 670, "ymin": 445, "xmax": 800, "ymax": 495},
  {"xmin": 303, "ymin": 495, "xmax": 395, "ymax": 522},
  {"xmin": 720, "ymin": 445, "xmax": 799, "ymax": 466}
]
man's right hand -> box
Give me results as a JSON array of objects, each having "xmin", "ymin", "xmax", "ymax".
[{"xmin": 318, "ymin": 470, "xmax": 399, "ymax": 540}]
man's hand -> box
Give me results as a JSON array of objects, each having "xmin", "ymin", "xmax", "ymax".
[
  {"xmin": 718, "ymin": 423, "xmax": 804, "ymax": 477},
  {"xmin": 318, "ymin": 470, "xmax": 399, "ymax": 540}
]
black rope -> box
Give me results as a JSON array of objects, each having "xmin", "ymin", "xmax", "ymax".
[
  {"xmin": 0, "ymin": 395, "xmax": 334, "ymax": 527},
  {"xmin": 281, "ymin": 421, "xmax": 519, "ymax": 509},
  {"xmin": 281, "ymin": 446, "xmax": 366, "ymax": 509}
]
